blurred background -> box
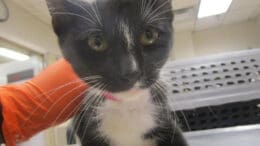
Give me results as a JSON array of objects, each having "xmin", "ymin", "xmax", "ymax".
[{"xmin": 0, "ymin": 0, "xmax": 259, "ymax": 146}]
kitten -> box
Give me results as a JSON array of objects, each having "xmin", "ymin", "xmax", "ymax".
[{"xmin": 46, "ymin": 0, "xmax": 188, "ymax": 146}]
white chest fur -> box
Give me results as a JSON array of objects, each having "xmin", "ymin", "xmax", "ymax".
[{"xmin": 97, "ymin": 88, "xmax": 157, "ymax": 146}]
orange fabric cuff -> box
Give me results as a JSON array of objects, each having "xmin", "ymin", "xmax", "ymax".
[{"xmin": 0, "ymin": 59, "xmax": 87, "ymax": 146}]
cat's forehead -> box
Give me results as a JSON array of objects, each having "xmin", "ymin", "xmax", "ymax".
[
  {"xmin": 69, "ymin": 0, "xmax": 173, "ymax": 34},
  {"xmin": 47, "ymin": 0, "xmax": 173, "ymax": 37},
  {"xmin": 80, "ymin": 0, "xmax": 141, "ymax": 13},
  {"xmin": 66, "ymin": 0, "xmax": 171, "ymax": 17}
]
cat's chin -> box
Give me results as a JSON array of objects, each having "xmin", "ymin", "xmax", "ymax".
[
  {"xmin": 105, "ymin": 81, "xmax": 149, "ymax": 93},
  {"xmin": 104, "ymin": 84, "xmax": 150, "ymax": 102}
]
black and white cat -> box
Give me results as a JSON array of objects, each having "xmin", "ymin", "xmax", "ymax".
[{"xmin": 46, "ymin": 0, "xmax": 187, "ymax": 146}]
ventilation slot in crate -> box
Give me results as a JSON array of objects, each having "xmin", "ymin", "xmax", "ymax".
[{"xmin": 176, "ymin": 99, "xmax": 260, "ymax": 132}]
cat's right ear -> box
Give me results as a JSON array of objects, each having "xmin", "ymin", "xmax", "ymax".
[{"xmin": 46, "ymin": 0, "xmax": 71, "ymax": 36}]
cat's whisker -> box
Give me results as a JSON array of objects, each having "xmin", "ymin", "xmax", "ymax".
[
  {"xmin": 141, "ymin": 0, "xmax": 151, "ymax": 17},
  {"xmin": 63, "ymin": 97, "xmax": 86, "ymax": 127},
  {"xmin": 52, "ymin": 12, "xmax": 96, "ymax": 25},
  {"xmin": 93, "ymin": 1, "xmax": 103, "ymax": 26},
  {"xmin": 140, "ymin": 0, "xmax": 145, "ymax": 16},
  {"xmin": 73, "ymin": 96, "xmax": 100, "ymax": 140},
  {"xmin": 33, "ymin": 76, "xmax": 98, "ymax": 100},
  {"xmin": 23, "ymin": 76, "xmax": 100, "ymax": 126},
  {"xmin": 43, "ymin": 84, "xmax": 89, "ymax": 119},
  {"xmin": 148, "ymin": 9, "xmax": 172, "ymax": 22},
  {"xmin": 151, "ymin": 82, "xmax": 169, "ymax": 115},
  {"xmin": 73, "ymin": 82, "xmax": 105, "ymax": 134},
  {"xmin": 208, "ymin": 106, "xmax": 219, "ymax": 119},
  {"xmin": 66, "ymin": 0, "xmax": 94, "ymax": 21},
  {"xmin": 170, "ymin": 115, "xmax": 178, "ymax": 143},
  {"xmin": 65, "ymin": 86, "xmax": 98, "ymax": 119},
  {"xmin": 150, "ymin": 85, "xmax": 165, "ymax": 111},
  {"xmin": 153, "ymin": 82, "xmax": 173, "ymax": 121},
  {"xmin": 43, "ymin": 77, "xmax": 101, "ymax": 118},
  {"xmin": 23, "ymin": 83, "xmax": 85, "ymax": 127},
  {"xmin": 89, "ymin": 2, "xmax": 103, "ymax": 27},
  {"xmin": 93, "ymin": 84, "xmax": 107, "ymax": 105},
  {"xmin": 52, "ymin": 81, "xmax": 103, "ymax": 128},
  {"xmin": 148, "ymin": 17, "xmax": 172, "ymax": 23},
  {"xmin": 84, "ymin": 83, "xmax": 107, "ymax": 116},
  {"xmin": 84, "ymin": 84, "xmax": 105, "ymax": 113},
  {"xmin": 81, "ymin": 84, "xmax": 108, "ymax": 139},
  {"xmin": 82, "ymin": 82, "xmax": 106, "ymax": 106},
  {"xmin": 180, "ymin": 111, "xmax": 191, "ymax": 131},
  {"xmin": 50, "ymin": 88, "xmax": 90, "ymax": 126},
  {"xmin": 145, "ymin": 0, "xmax": 170, "ymax": 21},
  {"xmin": 66, "ymin": 0, "xmax": 101, "ymax": 26},
  {"xmin": 48, "ymin": 80, "xmax": 103, "ymax": 123},
  {"xmin": 153, "ymin": 80, "xmax": 179, "ymax": 143},
  {"xmin": 142, "ymin": 0, "xmax": 157, "ymax": 20},
  {"xmin": 82, "ymin": 81, "xmax": 104, "ymax": 106}
]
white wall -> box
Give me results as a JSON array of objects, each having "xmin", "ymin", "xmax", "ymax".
[
  {"xmin": 1, "ymin": 0, "xmax": 259, "ymax": 62},
  {"xmin": 256, "ymin": 16, "xmax": 260, "ymax": 46},
  {"xmin": 257, "ymin": 16, "xmax": 260, "ymax": 26},
  {"xmin": 173, "ymin": 19, "xmax": 260, "ymax": 60},
  {"xmin": 171, "ymin": 31, "xmax": 195, "ymax": 60},
  {"xmin": 0, "ymin": 0, "xmax": 60, "ymax": 55},
  {"xmin": 0, "ymin": 56, "xmax": 43, "ymax": 85},
  {"xmin": 194, "ymin": 20, "xmax": 259, "ymax": 56},
  {"xmin": 0, "ymin": 38, "xmax": 31, "ymax": 54}
]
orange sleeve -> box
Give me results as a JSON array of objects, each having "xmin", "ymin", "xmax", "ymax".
[{"xmin": 0, "ymin": 59, "xmax": 88, "ymax": 146}]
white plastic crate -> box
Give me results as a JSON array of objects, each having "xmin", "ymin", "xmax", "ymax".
[
  {"xmin": 161, "ymin": 49, "xmax": 260, "ymax": 146},
  {"xmin": 161, "ymin": 49, "xmax": 260, "ymax": 110}
]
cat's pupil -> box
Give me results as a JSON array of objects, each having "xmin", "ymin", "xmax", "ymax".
[
  {"xmin": 145, "ymin": 30, "xmax": 153, "ymax": 39},
  {"xmin": 94, "ymin": 37, "xmax": 102, "ymax": 47}
]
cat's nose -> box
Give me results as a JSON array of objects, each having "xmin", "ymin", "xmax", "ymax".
[{"xmin": 119, "ymin": 71, "xmax": 140, "ymax": 83}]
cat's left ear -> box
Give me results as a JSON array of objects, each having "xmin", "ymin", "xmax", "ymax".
[{"xmin": 46, "ymin": 0, "xmax": 72, "ymax": 36}]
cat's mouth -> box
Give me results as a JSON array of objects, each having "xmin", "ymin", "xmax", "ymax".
[{"xmin": 100, "ymin": 83, "xmax": 145, "ymax": 102}]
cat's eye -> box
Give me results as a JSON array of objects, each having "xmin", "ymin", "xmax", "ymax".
[
  {"xmin": 88, "ymin": 34, "xmax": 107, "ymax": 51},
  {"xmin": 140, "ymin": 28, "xmax": 159, "ymax": 46}
]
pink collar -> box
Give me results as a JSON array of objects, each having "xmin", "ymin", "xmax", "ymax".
[{"xmin": 103, "ymin": 92, "xmax": 120, "ymax": 102}]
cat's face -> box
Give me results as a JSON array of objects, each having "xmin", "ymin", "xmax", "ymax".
[{"xmin": 47, "ymin": 0, "xmax": 174, "ymax": 92}]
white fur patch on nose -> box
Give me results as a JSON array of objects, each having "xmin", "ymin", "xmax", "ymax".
[
  {"xmin": 120, "ymin": 22, "xmax": 137, "ymax": 72},
  {"xmin": 132, "ymin": 59, "xmax": 138, "ymax": 71},
  {"xmin": 130, "ymin": 55, "xmax": 138, "ymax": 71},
  {"xmin": 119, "ymin": 21, "xmax": 134, "ymax": 50}
]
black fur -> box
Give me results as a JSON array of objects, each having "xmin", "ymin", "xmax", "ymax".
[{"xmin": 46, "ymin": 0, "xmax": 188, "ymax": 145}]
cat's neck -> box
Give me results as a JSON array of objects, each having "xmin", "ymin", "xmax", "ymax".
[{"xmin": 97, "ymin": 88, "xmax": 157, "ymax": 146}]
